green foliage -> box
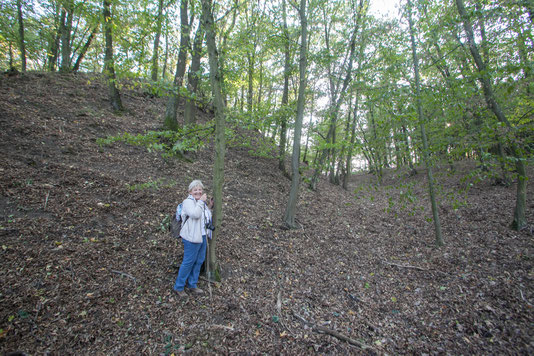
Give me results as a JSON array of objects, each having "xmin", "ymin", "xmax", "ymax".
[
  {"xmin": 382, "ymin": 182, "xmax": 421, "ymax": 217},
  {"xmin": 126, "ymin": 179, "xmax": 177, "ymax": 191},
  {"xmin": 96, "ymin": 124, "xmax": 214, "ymax": 158},
  {"xmin": 225, "ymin": 110, "xmax": 278, "ymax": 159},
  {"xmin": 3, "ymin": 0, "xmax": 532, "ymax": 187},
  {"xmin": 160, "ymin": 214, "xmax": 171, "ymax": 233}
]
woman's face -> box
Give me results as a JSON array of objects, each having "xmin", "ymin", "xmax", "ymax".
[{"xmin": 190, "ymin": 185, "xmax": 203, "ymax": 200}]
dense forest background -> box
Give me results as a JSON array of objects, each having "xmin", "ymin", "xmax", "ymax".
[
  {"xmin": 2, "ymin": 0, "xmax": 532, "ymax": 196},
  {"xmin": 1, "ymin": 0, "xmax": 533, "ymax": 353}
]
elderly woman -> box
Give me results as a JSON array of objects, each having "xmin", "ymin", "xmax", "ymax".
[{"xmin": 173, "ymin": 180, "xmax": 213, "ymax": 297}]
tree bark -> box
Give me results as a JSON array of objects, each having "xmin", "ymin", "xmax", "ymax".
[
  {"xmin": 72, "ymin": 25, "xmax": 99, "ymax": 72},
  {"xmin": 16, "ymin": 0, "xmax": 26, "ymax": 72},
  {"xmin": 151, "ymin": 0, "xmax": 164, "ymax": 81},
  {"xmin": 162, "ymin": 24, "xmax": 169, "ymax": 78},
  {"xmin": 164, "ymin": 0, "xmax": 191, "ymax": 130},
  {"xmin": 60, "ymin": 0, "xmax": 73, "ymax": 72},
  {"xmin": 201, "ymin": 0, "xmax": 226, "ymax": 280},
  {"xmin": 103, "ymin": 0, "xmax": 123, "ymax": 111},
  {"xmin": 284, "ymin": 0, "xmax": 307, "ymax": 229},
  {"xmin": 47, "ymin": 3, "xmax": 62, "ymax": 72},
  {"xmin": 302, "ymin": 90, "xmax": 314, "ymax": 164},
  {"xmin": 184, "ymin": 22, "xmax": 205, "ymax": 126},
  {"xmin": 278, "ymin": 0, "xmax": 291, "ymax": 175},
  {"xmin": 407, "ymin": 0, "xmax": 443, "ymax": 246},
  {"xmin": 455, "ymin": 0, "xmax": 528, "ymax": 230}
]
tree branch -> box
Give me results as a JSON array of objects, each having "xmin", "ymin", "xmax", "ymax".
[{"xmin": 292, "ymin": 312, "xmax": 378, "ymax": 353}]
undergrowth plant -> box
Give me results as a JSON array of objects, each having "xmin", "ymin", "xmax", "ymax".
[
  {"xmin": 96, "ymin": 123, "xmax": 214, "ymax": 158},
  {"xmin": 126, "ymin": 178, "xmax": 178, "ymax": 191},
  {"xmin": 226, "ymin": 120, "xmax": 277, "ymax": 159}
]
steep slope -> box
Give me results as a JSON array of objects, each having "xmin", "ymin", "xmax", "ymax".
[{"xmin": 1, "ymin": 72, "xmax": 532, "ymax": 354}]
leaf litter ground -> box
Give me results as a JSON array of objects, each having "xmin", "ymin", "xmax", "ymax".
[{"xmin": 0, "ymin": 72, "xmax": 533, "ymax": 355}]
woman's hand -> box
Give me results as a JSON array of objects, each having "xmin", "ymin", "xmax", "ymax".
[
  {"xmin": 200, "ymin": 193, "xmax": 207, "ymax": 202},
  {"xmin": 207, "ymin": 197, "xmax": 214, "ymax": 209}
]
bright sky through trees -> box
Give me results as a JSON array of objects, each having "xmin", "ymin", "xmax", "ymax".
[{"xmin": 370, "ymin": 0, "xmax": 401, "ymax": 18}]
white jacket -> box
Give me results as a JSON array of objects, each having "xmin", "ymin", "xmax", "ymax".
[{"xmin": 179, "ymin": 195, "xmax": 212, "ymax": 243}]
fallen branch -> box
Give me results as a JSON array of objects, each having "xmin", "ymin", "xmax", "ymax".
[
  {"xmin": 212, "ymin": 324, "xmax": 235, "ymax": 331},
  {"xmin": 277, "ymin": 290, "xmax": 282, "ymax": 316},
  {"xmin": 292, "ymin": 312, "xmax": 378, "ymax": 353},
  {"xmin": 44, "ymin": 191, "xmax": 50, "ymax": 210},
  {"xmin": 111, "ymin": 270, "xmax": 137, "ymax": 285},
  {"xmin": 519, "ymin": 289, "xmax": 533, "ymax": 307},
  {"xmin": 384, "ymin": 261, "xmax": 428, "ymax": 271},
  {"xmin": 199, "ymin": 276, "xmax": 221, "ymax": 287},
  {"xmin": 384, "ymin": 261, "xmax": 447, "ymax": 275}
]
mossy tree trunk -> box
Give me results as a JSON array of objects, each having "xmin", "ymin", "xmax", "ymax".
[
  {"xmin": 284, "ymin": 0, "xmax": 308, "ymax": 229},
  {"xmin": 164, "ymin": 0, "xmax": 191, "ymax": 131},
  {"xmin": 103, "ymin": 0, "xmax": 123, "ymax": 112},
  {"xmin": 278, "ymin": 0, "xmax": 290, "ymax": 176},
  {"xmin": 184, "ymin": 21, "xmax": 205, "ymax": 126},
  {"xmin": 455, "ymin": 0, "xmax": 528, "ymax": 231},
  {"xmin": 16, "ymin": 0, "xmax": 26, "ymax": 72},
  {"xmin": 201, "ymin": 0, "xmax": 226, "ymax": 280}
]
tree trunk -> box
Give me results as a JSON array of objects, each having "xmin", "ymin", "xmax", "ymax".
[
  {"xmin": 16, "ymin": 0, "xmax": 26, "ymax": 72},
  {"xmin": 401, "ymin": 124, "xmax": 416, "ymax": 174},
  {"xmin": 336, "ymin": 94, "xmax": 354, "ymax": 185},
  {"xmin": 284, "ymin": 0, "xmax": 307, "ymax": 229},
  {"xmin": 278, "ymin": 0, "xmax": 290, "ymax": 175},
  {"xmin": 407, "ymin": 0, "xmax": 443, "ymax": 246},
  {"xmin": 184, "ymin": 22, "xmax": 205, "ymax": 126},
  {"xmin": 369, "ymin": 104, "xmax": 383, "ymax": 181},
  {"xmin": 455, "ymin": 0, "xmax": 528, "ymax": 230},
  {"xmin": 162, "ymin": 24, "xmax": 169, "ymax": 78},
  {"xmin": 47, "ymin": 3, "xmax": 61, "ymax": 72},
  {"xmin": 219, "ymin": 0, "xmax": 239, "ymax": 106},
  {"xmin": 60, "ymin": 1, "xmax": 73, "ymax": 72},
  {"xmin": 73, "ymin": 25, "xmax": 98, "ymax": 72},
  {"xmin": 344, "ymin": 88, "xmax": 361, "ymax": 190},
  {"xmin": 257, "ymin": 59, "xmax": 263, "ymax": 107},
  {"xmin": 151, "ymin": 0, "xmax": 164, "ymax": 81},
  {"xmin": 302, "ymin": 91, "xmax": 314, "ymax": 164},
  {"xmin": 247, "ymin": 51, "xmax": 254, "ymax": 113},
  {"xmin": 201, "ymin": 0, "xmax": 226, "ymax": 281},
  {"xmin": 310, "ymin": 0, "xmax": 363, "ymax": 190},
  {"xmin": 164, "ymin": 0, "xmax": 191, "ymax": 131},
  {"xmin": 103, "ymin": 0, "xmax": 123, "ymax": 112},
  {"xmin": 343, "ymin": 24, "xmax": 366, "ymax": 190}
]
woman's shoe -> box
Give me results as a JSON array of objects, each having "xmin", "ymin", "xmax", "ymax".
[
  {"xmin": 173, "ymin": 289, "xmax": 188, "ymax": 298},
  {"xmin": 186, "ymin": 287, "xmax": 204, "ymax": 295}
]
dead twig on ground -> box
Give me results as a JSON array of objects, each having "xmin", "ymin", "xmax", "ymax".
[
  {"xmin": 44, "ymin": 191, "xmax": 50, "ymax": 210},
  {"xmin": 277, "ymin": 290, "xmax": 282, "ymax": 315},
  {"xmin": 292, "ymin": 312, "xmax": 378, "ymax": 353},
  {"xmin": 384, "ymin": 261, "xmax": 428, "ymax": 271},
  {"xmin": 199, "ymin": 275, "xmax": 221, "ymax": 287},
  {"xmin": 111, "ymin": 269, "xmax": 137, "ymax": 285},
  {"xmin": 212, "ymin": 324, "xmax": 235, "ymax": 331},
  {"xmin": 384, "ymin": 261, "xmax": 447, "ymax": 275},
  {"xmin": 519, "ymin": 289, "xmax": 533, "ymax": 307}
]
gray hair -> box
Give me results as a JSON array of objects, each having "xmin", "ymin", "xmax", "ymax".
[{"xmin": 188, "ymin": 179, "xmax": 204, "ymax": 192}]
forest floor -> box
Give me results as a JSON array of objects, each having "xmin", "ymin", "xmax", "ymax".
[{"xmin": 1, "ymin": 72, "xmax": 533, "ymax": 355}]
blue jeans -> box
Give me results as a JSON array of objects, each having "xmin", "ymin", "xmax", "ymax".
[{"xmin": 173, "ymin": 235, "xmax": 207, "ymax": 291}]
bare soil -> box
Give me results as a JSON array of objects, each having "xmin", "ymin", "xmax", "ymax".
[{"xmin": 1, "ymin": 72, "xmax": 533, "ymax": 355}]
